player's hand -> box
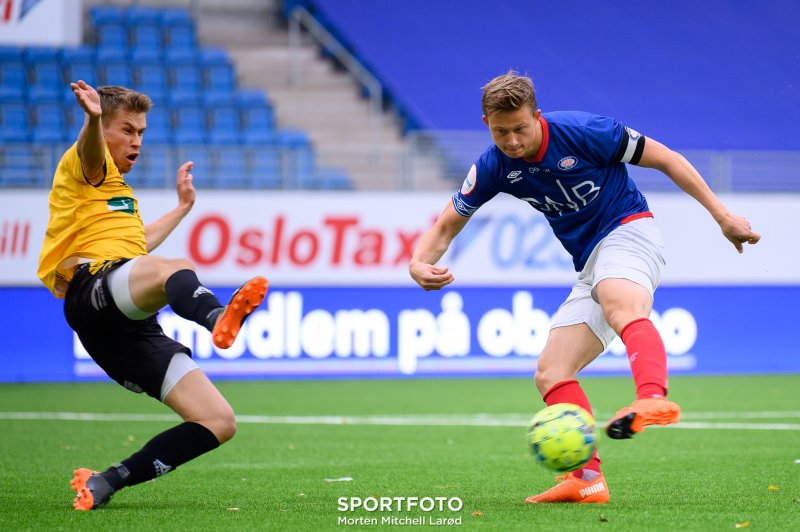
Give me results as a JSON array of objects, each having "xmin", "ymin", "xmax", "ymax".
[
  {"xmin": 70, "ymin": 80, "xmax": 101, "ymax": 118},
  {"xmin": 409, "ymin": 262, "xmax": 454, "ymax": 291},
  {"xmin": 718, "ymin": 212, "xmax": 760, "ymax": 253},
  {"xmin": 176, "ymin": 161, "xmax": 197, "ymax": 212}
]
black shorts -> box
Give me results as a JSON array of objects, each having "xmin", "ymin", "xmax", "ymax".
[{"xmin": 64, "ymin": 259, "xmax": 192, "ymax": 399}]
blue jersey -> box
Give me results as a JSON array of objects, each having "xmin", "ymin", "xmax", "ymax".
[{"xmin": 452, "ymin": 110, "xmax": 650, "ymax": 271}]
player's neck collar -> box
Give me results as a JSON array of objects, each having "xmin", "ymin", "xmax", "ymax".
[{"xmin": 522, "ymin": 116, "xmax": 549, "ymax": 164}]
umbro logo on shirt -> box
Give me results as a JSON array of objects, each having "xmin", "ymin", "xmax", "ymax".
[{"xmin": 506, "ymin": 171, "xmax": 523, "ymax": 183}]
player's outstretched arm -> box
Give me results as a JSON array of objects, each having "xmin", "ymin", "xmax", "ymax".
[
  {"xmin": 71, "ymin": 80, "xmax": 105, "ymax": 185},
  {"xmin": 635, "ymin": 137, "xmax": 761, "ymax": 253},
  {"xmin": 144, "ymin": 161, "xmax": 197, "ymax": 252},
  {"xmin": 409, "ymin": 200, "xmax": 469, "ymax": 290}
]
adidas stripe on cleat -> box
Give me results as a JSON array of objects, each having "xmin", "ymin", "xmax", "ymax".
[
  {"xmin": 70, "ymin": 468, "xmax": 115, "ymax": 510},
  {"xmin": 212, "ymin": 276, "xmax": 269, "ymax": 349},
  {"xmin": 525, "ymin": 472, "xmax": 609, "ymax": 504},
  {"xmin": 605, "ymin": 397, "xmax": 681, "ymax": 439}
]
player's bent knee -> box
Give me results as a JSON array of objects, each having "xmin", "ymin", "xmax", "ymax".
[
  {"xmin": 534, "ymin": 362, "xmax": 576, "ymax": 396},
  {"xmin": 203, "ymin": 405, "xmax": 237, "ymax": 444}
]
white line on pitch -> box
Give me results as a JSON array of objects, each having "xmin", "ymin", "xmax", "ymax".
[{"xmin": 1, "ymin": 411, "xmax": 800, "ymax": 430}]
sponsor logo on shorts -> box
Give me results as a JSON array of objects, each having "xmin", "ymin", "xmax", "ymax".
[{"xmin": 91, "ymin": 279, "xmax": 107, "ymax": 310}]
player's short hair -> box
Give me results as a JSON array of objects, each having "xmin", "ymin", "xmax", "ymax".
[
  {"xmin": 97, "ymin": 86, "xmax": 152, "ymax": 123},
  {"xmin": 481, "ymin": 70, "xmax": 537, "ymax": 117}
]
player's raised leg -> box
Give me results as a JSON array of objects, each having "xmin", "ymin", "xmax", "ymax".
[
  {"xmin": 526, "ymin": 323, "xmax": 610, "ymax": 503},
  {"xmin": 117, "ymin": 255, "xmax": 268, "ymax": 349},
  {"xmin": 596, "ymin": 278, "xmax": 680, "ymax": 439}
]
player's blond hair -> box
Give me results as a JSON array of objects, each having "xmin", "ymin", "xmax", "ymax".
[
  {"xmin": 97, "ymin": 86, "xmax": 152, "ymax": 123},
  {"xmin": 481, "ymin": 70, "xmax": 537, "ymax": 117}
]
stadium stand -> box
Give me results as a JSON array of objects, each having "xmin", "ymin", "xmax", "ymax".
[{"xmin": 0, "ymin": 3, "xmax": 352, "ymax": 190}]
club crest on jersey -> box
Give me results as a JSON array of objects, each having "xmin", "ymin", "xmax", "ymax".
[
  {"xmin": 557, "ymin": 156, "xmax": 579, "ymax": 171},
  {"xmin": 461, "ymin": 164, "xmax": 478, "ymax": 194},
  {"xmin": 506, "ymin": 170, "xmax": 523, "ymax": 183}
]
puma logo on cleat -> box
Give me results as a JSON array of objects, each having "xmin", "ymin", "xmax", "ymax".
[
  {"xmin": 193, "ymin": 286, "xmax": 213, "ymax": 298},
  {"xmin": 579, "ymin": 483, "xmax": 605, "ymax": 498},
  {"xmin": 153, "ymin": 459, "xmax": 172, "ymax": 477}
]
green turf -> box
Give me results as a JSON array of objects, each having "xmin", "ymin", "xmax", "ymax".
[{"xmin": 1, "ymin": 375, "xmax": 799, "ymax": 531}]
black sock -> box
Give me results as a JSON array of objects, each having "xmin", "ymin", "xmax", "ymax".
[
  {"xmin": 101, "ymin": 422, "xmax": 220, "ymax": 490},
  {"xmin": 165, "ymin": 270, "xmax": 223, "ymax": 332}
]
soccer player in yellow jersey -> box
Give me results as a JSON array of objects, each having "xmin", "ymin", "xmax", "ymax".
[{"xmin": 38, "ymin": 80, "xmax": 269, "ymax": 510}]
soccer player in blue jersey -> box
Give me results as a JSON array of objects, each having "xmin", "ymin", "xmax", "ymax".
[{"xmin": 409, "ymin": 71, "xmax": 760, "ymax": 503}]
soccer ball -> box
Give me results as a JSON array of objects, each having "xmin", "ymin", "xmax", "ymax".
[{"xmin": 526, "ymin": 403, "xmax": 596, "ymax": 472}]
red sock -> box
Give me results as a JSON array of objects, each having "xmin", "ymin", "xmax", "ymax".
[
  {"xmin": 620, "ymin": 318, "xmax": 668, "ymax": 399},
  {"xmin": 542, "ymin": 379, "xmax": 601, "ymax": 474}
]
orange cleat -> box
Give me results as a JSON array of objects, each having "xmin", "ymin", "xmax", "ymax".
[
  {"xmin": 605, "ymin": 397, "xmax": 681, "ymax": 439},
  {"xmin": 525, "ymin": 472, "xmax": 609, "ymax": 504},
  {"xmin": 70, "ymin": 468, "xmax": 114, "ymax": 510},
  {"xmin": 212, "ymin": 276, "xmax": 269, "ymax": 349}
]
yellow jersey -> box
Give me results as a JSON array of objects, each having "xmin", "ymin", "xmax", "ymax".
[{"xmin": 38, "ymin": 143, "xmax": 147, "ymax": 298}]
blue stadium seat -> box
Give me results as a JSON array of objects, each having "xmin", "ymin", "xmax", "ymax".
[
  {"xmin": 167, "ymin": 88, "xmax": 201, "ymax": 106},
  {"xmin": 160, "ymin": 8, "xmax": 194, "ymax": 27},
  {"xmin": 31, "ymin": 103, "xmax": 63, "ymax": 128},
  {"xmin": 1, "ymin": 103, "xmax": 29, "ymax": 129},
  {"xmin": 236, "ymin": 89, "xmax": 268, "ymax": 107},
  {"xmin": 2, "ymin": 145, "xmax": 35, "ymax": 167},
  {"xmin": 197, "ymin": 47, "xmax": 229, "ymax": 66},
  {"xmin": 0, "ymin": 167, "xmax": 38, "ymax": 187},
  {"xmin": 174, "ymin": 128, "xmax": 206, "ymax": 144},
  {"xmin": 0, "ymin": 62, "xmax": 26, "ymax": 86},
  {"xmin": 138, "ymin": 145, "xmax": 173, "ymax": 187},
  {"xmin": 95, "ymin": 46, "xmax": 127, "ymax": 63},
  {"xmin": 125, "ymin": 5, "xmax": 162, "ymax": 25},
  {"xmin": 100, "ymin": 62, "xmax": 132, "ymax": 86},
  {"xmin": 0, "ymin": 85, "xmax": 25, "ymax": 101},
  {"xmin": 64, "ymin": 61, "xmax": 97, "ymax": 86},
  {"xmin": 208, "ymin": 124, "xmax": 241, "ymax": 145},
  {"xmin": 90, "ymin": 5, "xmax": 125, "ymax": 26},
  {"xmin": 249, "ymin": 147, "xmax": 282, "ymax": 188},
  {"xmin": 242, "ymin": 105, "xmax": 274, "ymax": 132},
  {"xmin": 165, "ymin": 26, "xmax": 196, "ymax": 51},
  {"xmin": 143, "ymin": 107, "xmax": 172, "ymax": 143},
  {"xmin": 173, "ymin": 105, "xmax": 205, "ymax": 130},
  {"xmin": 164, "ymin": 48, "xmax": 197, "ymax": 65},
  {"xmin": 59, "ymin": 46, "xmax": 94, "ymax": 64},
  {"xmin": 209, "ymin": 106, "xmax": 240, "ymax": 129},
  {"xmin": 24, "ymin": 46, "xmax": 60, "ymax": 63},
  {"xmin": 96, "ymin": 25, "xmax": 128, "ymax": 49},
  {"xmin": 0, "ymin": 46, "xmax": 23, "ymax": 62},
  {"xmin": 134, "ymin": 63, "xmax": 168, "ymax": 90},
  {"xmin": 130, "ymin": 47, "xmax": 162, "ymax": 65},
  {"xmin": 201, "ymin": 90, "xmax": 236, "ymax": 107},
  {"xmin": 178, "ymin": 146, "xmax": 213, "ymax": 187},
  {"xmin": 213, "ymin": 147, "xmax": 248, "ymax": 187},
  {"xmin": 0, "ymin": 127, "xmax": 29, "ymax": 143},
  {"xmin": 65, "ymin": 105, "xmax": 84, "ymax": 139},
  {"xmin": 317, "ymin": 170, "xmax": 354, "ymax": 190},
  {"xmin": 131, "ymin": 25, "xmax": 163, "ymax": 50},
  {"xmin": 169, "ymin": 64, "xmax": 202, "ymax": 89},
  {"xmin": 203, "ymin": 64, "xmax": 235, "ymax": 91}
]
